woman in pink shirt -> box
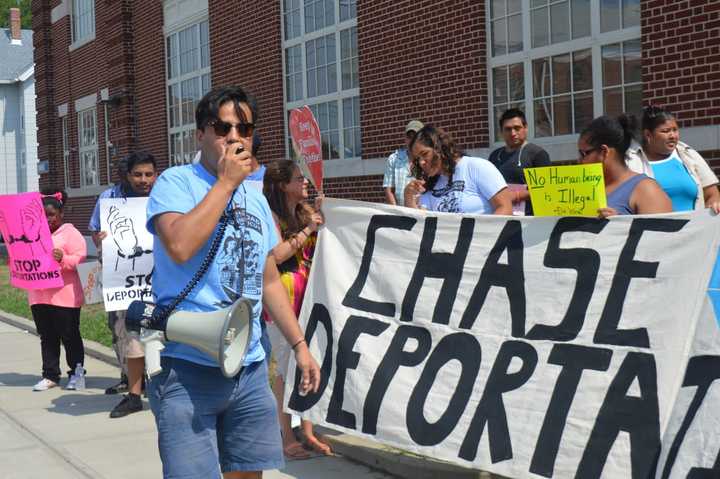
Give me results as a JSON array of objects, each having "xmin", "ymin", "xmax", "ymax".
[{"xmin": 29, "ymin": 190, "xmax": 87, "ymax": 391}]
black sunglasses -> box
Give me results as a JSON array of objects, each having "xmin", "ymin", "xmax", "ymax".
[{"xmin": 209, "ymin": 120, "xmax": 255, "ymax": 138}]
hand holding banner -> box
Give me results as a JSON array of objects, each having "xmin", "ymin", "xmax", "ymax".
[
  {"xmin": 524, "ymin": 164, "xmax": 607, "ymax": 216},
  {"xmin": 289, "ymin": 106, "xmax": 324, "ymax": 193},
  {"xmin": 0, "ymin": 192, "xmax": 62, "ymax": 290}
]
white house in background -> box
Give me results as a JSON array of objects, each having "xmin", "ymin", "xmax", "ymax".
[{"xmin": 0, "ymin": 13, "xmax": 37, "ymax": 195}]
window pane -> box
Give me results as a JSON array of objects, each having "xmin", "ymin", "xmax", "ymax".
[
  {"xmin": 339, "ymin": 0, "xmax": 357, "ymax": 21},
  {"xmin": 508, "ymin": 14, "xmax": 523, "ymax": 53},
  {"xmin": 492, "ymin": 19, "xmax": 507, "ymax": 56},
  {"xmin": 508, "ymin": 0, "xmax": 522, "ymax": 14},
  {"xmin": 553, "ymin": 54, "xmax": 571, "ymax": 94},
  {"xmin": 491, "ymin": 0, "xmax": 505, "ymax": 18},
  {"xmin": 533, "ymin": 58, "xmax": 551, "ymax": 97},
  {"xmin": 623, "ymin": 0, "xmax": 640, "ymax": 28},
  {"xmin": 624, "ymin": 39, "xmax": 642, "ymax": 84},
  {"xmin": 625, "ymin": 84, "xmax": 642, "ymax": 117},
  {"xmin": 494, "ymin": 106, "xmax": 506, "ymax": 141},
  {"xmin": 571, "ymin": 0, "xmax": 590, "ymax": 39},
  {"xmin": 553, "ymin": 95, "xmax": 572, "ymax": 135},
  {"xmin": 532, "ymin": 7, "xmax": 549, "ymax": 48},
  {"xmin": 603, "ymin": 87, "xmax": 623, "ymax": 117},
  {"xmin": 550, "ymin": 1, "xmax": 570, "ymax": 44},
  {"xmin": 509, "ymin": 63, "xmax": 524, "ymax": 101},
  {"xmin": 572, "ymin": 49, "xmax": 593, "ymax": 91},
  {"xmin": 534, "ymin": 99, "xmax": 552, "ymax": 137},
  {"xmin": 573, "ymin": 92, "xmax": 594, "ymax": 133},
  {"xmin": 200, "ymin": 21, "xmax": 210, "ymax": 68},
  {"xmin": 602, "ymin": 43, "xmax": 622, "ymax": 87},
  {"xmin": 600, "ymin": 0, "xmax": 621, "ymax": 33},
  {"xmin": 493, "ymin": 66, "xmax": 508, "ymax": 104}
]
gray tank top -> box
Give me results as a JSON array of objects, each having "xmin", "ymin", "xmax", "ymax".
[{"xmin": 607, "ymin": 174, "xmax": 649, "ymax": 215}]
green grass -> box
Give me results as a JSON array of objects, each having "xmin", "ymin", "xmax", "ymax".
[{"xmin": 0, "ymin": 263, "xmax": 113, "ymax": 347}]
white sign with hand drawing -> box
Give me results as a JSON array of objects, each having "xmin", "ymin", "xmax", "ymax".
[{"xmin": 100, "ymin": 197, "xmax": 154, "ymax": 311}]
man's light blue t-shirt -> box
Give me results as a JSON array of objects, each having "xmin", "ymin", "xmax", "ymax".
[
  {"xmin": 419, "ymin": 156, "xmax": 507, "ymax": 214},
  {"xmin": 146, "ymin": 162, "xmax": 278, "ymax": 367}
]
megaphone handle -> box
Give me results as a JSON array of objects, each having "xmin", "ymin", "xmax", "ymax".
[{"xmin": 143, "ymin": 337, "xmax": 165, "ymax": 378}]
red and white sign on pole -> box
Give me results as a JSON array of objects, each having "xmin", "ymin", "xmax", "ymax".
[{"xmin": 289, "ymin": 106, "xmax": 324, "ymax": 194}]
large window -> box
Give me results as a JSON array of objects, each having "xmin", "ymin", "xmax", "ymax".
[
  {"xmin": 282, "ymin": 0, "xmax": 360, "ymax": 161},
  {"xmin": 488, "ymin": 0, "xmax": 641, "ymax": 142},
  {"xmin": 71, "ymin": 0, "xmax": 95, "ymax": 44},
  {"xmin": 78, "ymin": 108, "xmax": 99, "ymax": 187},
  {"xmin": 166, "ymin": 20, "xmax": 211, "ymax": 165}
]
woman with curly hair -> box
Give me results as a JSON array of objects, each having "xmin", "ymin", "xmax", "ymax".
[
  {"xmin": 263, "ymin": 160, "xmax": 331, "ymax": 459},
  {"xmin": 404, "ymin": 125, "xmax": 513, "ymax": 214}
]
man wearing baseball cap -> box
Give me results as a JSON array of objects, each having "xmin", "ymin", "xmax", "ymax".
[{"xmin": 383, "ymin": 120, "xmax": 424, "ymax": 206}]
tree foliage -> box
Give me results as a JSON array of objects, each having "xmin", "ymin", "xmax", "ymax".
[{"xmin": 0, "ymin": 0, "xmax": 32, "ymax": 30}]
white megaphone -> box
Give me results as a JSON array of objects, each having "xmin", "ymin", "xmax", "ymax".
[{"xmin": 125, "ymin": 299, "xmax": 254, "ymax": 378}]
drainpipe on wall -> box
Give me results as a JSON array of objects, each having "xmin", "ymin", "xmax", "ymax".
[{"xmin": 100, "ymin": 88, "xmax": 112, "ymax": 184}]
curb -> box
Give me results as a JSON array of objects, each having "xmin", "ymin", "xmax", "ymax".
[
  {"xmin": 0, "ymin": 309, "xmax": 118, "ymax": 367},
  {"xmin": 0, "ymin": 309, "xmax": 500, "ymax": 479}
]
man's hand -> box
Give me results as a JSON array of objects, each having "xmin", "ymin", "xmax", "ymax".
[
  {"xmin": 52, "ymin": 248, "xmax": 63, "ymax": 262},
  {"xmin": 217, "ymin": 143, "xmax": 253, "ymax": 191},
  {"xmin": 294, "ymin": 342, "xmax": 321, "ymax": 395},
  {"xmin": 107, "ymin": 206, "xmax": 139, "ymax": 257},
  {"xmin": 598, "ymin": 207, "xmax": 619, "ymax": 218}
]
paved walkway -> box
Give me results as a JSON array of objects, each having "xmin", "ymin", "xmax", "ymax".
[{"xmin": 0, "ymin": 319, "xmax": 391, "ymax": 479}]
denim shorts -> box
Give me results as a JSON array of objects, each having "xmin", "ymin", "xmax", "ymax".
[{"xmin": 148, "ymin": 356, "xmax": 284, "ymax": 478}]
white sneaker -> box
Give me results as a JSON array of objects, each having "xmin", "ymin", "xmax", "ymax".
[
  {"xmin": 33, "ymin": 378, "xmax": 58, "ymax": 391},
  {"xmin": 66, "ymin": 374, "xmax": 79, "ymax": 390}
]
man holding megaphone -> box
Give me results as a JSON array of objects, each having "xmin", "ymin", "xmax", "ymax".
[{"xmin": 137, "ymin": 85, "xmax": 321, "ymax": 479}]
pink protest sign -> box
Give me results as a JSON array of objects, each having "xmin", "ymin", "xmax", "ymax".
[
  {"xmin": 0, "ymin": 192, "xmax": 63, "ymax": 290},
  {"xmin": 289, "ymin": 106, "xmax": 324, "ymax": 193}
]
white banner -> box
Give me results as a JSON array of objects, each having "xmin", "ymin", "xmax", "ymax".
[
  {"xmin": 286, "ymin": 198, "xmax": 720, "ymax": 479},
  {"xmin": 100, "ymin": 197, "xmax": 153, "ymax": 312}
]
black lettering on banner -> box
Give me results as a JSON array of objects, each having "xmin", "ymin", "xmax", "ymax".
[
  {"xmin": 288, "ymin": 303, "xmax": 334, "ymax": 411},
  {"xmin": 406, "ymin": 332, "xmax": 481, "ymax": 446},
  {"xmin": 459, "ymin": 340, "xmax": 538, "ymax": 463},
  {"xmin": 576, "ymin": 352, "xmax": 660, "ymax": 479},
  {"xmin": 342, "ymin": 215, "xmax": 417, "ymax": 317},
  {"xmin": 362, "ymin": 325, "xmax": 432, "ymax": 435},
  {"xmin": 459, "ymin": 220, "xmax": 525, "ymax": 337},
  {"xmin": 401, "ymin": 217, "xmax": 474, "ymax": 324},
  {"xmin": 526, "ymin": 217, "xmax": 607, "ymax": 341},
  {"xmin": 687, "ymin": 456, "xmax": 720, "ymax": 478},
  {"xmin": 661, "ymin": 355, "xmax": 720, "ymax": 479},
  {"xmin": 326, "ymin": 316, "xmax": 389, "ymax": 429},
  {"xmin": 595, "ymin": 218, "xmax": 687, "ymax": 348},
  {"xmin": 529, "ymin": 344, "xmax": 612, "ymax": 478}
]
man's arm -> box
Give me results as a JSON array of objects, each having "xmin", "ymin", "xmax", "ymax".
[
  {"xmin": 383, "ymin": 153, "xmax": 397, "ymax": 205},
  {"xmin": 262, "ymin": 257, "xmax": 321, "ymax": 394},
  {"xmin": 384, "ymin": 187, "xmax": 397, "ymax": 205}
]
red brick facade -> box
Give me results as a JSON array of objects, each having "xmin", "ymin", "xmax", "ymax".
[{"xmin": 31, "ymin": 1, "xmax": 720, "ymax": 234}]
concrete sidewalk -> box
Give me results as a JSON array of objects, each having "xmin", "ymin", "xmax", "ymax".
[{"xmin": 0, "ymin": 310, "xmax": 494, "ymax": 479}]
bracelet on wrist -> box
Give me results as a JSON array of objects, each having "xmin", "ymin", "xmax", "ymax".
[{"xmin": 291, "ymin": 338, "xmax": 306, "ymax": 350}]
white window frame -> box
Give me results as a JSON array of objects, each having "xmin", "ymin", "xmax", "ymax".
[
  {"xmin": 70, "ymin": 0, "xmax": 95, "ymax": 50},
  {"xmin": 487, "ymin": 0, "xmax": 641, "ymax": 158},
  {"xmin": 281, "ymin": 0, "xmax": 360, "ymax": 162},
  {"xmin": 164, "ymin": 17, "xmax": 211, "ymax": 166},
  {"xmin": 62, "ymin": 116, "xmax": 71, "ymax": 188},
  {"xmin": 78, "ymin": 107, "xmax": 99, "ymax": 187}
]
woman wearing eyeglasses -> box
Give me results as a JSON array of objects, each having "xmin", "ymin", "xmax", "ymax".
[
  {"xmin": 578, "ymin": 115, "xmax": 672, "ymax": 217},
  {"xmin": 404, "ymin": 125, "xmax": 513, "ymax": 214},
  {"xmin": 625, "ymin": 106, "xmax": 720, "ymax": 213},
  {"xmin": 262, "ymin": 160, "xmax": 330, "ymax": 460}
]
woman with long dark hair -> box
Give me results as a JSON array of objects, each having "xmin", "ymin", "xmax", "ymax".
[
  {"xmin": 29, "ymin": 189, "xmax": 87, "ymax": 391},
  {"xmin": 404, "ymin": 125, "xmax": 513, "ymax": 214},
  {"xmin": 578, "ymin": 115, "xmax": 672, "ymax": 216},
  {"xmin": 263, "ymin": 160, "xmax": 330, "ymax": 459}
]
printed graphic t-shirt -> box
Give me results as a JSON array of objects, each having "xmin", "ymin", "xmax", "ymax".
[
  {"xmin": 419, "ymin": 156, "xmax": 507, "ymax": 214},
  {"xmin": 146, "ymin": 162, "xmax": 278, "ymax": 367}
]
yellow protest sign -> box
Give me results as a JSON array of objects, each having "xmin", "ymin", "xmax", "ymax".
[{"xmin": 523, "ymin": 164, "xmax": 607, "ymax": 216}]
